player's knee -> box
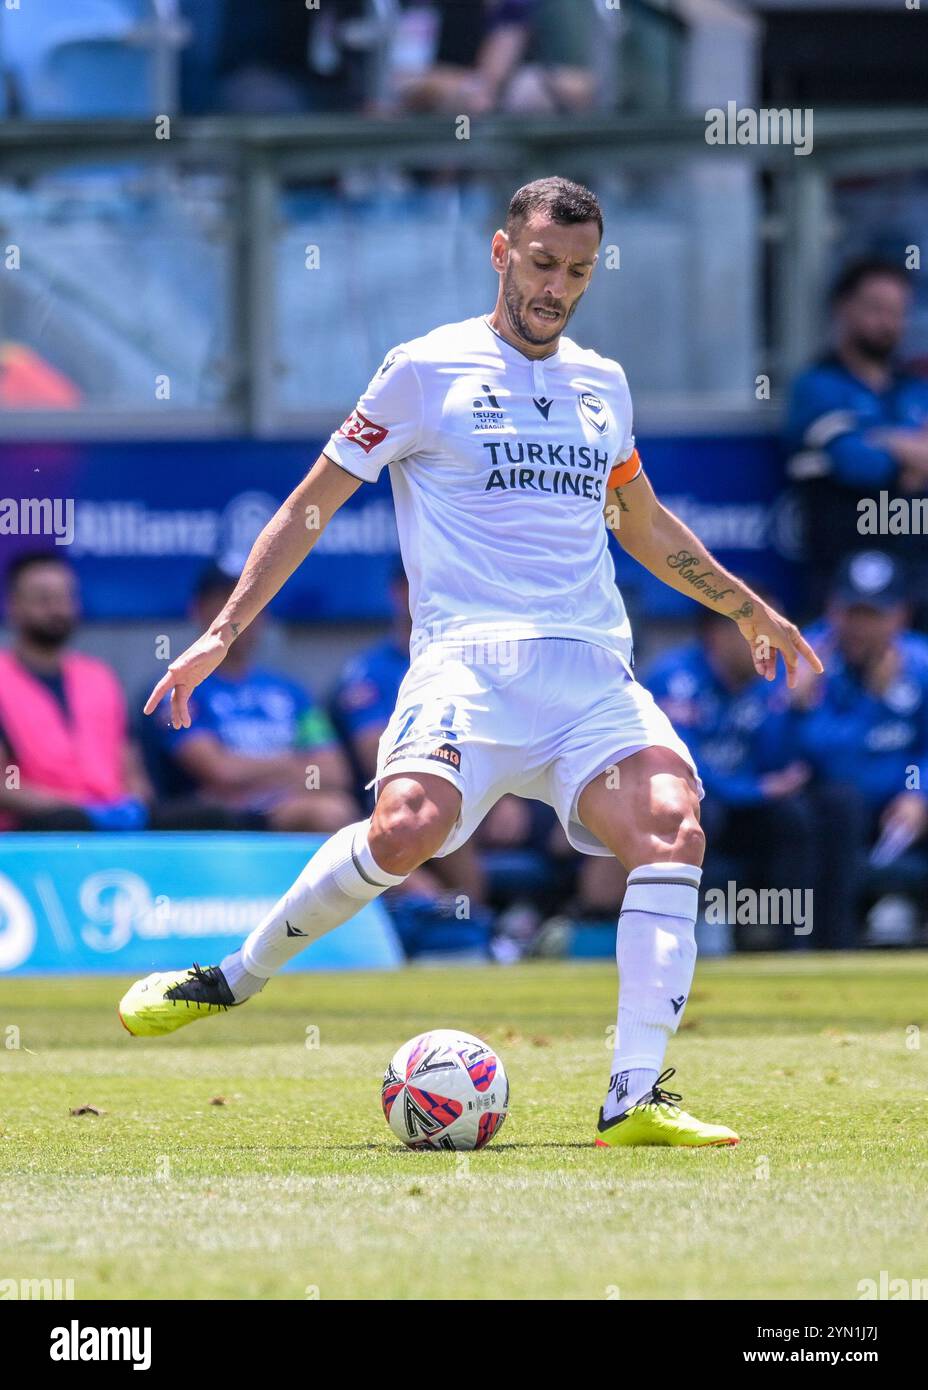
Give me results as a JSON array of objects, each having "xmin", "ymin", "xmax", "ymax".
[
  {"xmin": 369, "ymin": 782, "xmax": 459, "ymax": 876},
  {"xmin": 649, "ymin": 791, "xmax": 705, "ymax": 866},
  {"xmin": 672, "ymin": 814, "xmax": 705, "ymax": 866}
]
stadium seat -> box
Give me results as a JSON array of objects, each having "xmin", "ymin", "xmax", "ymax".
[
  {"xmin": 1, "ymin": 0, "xmax": 185, "ymax": 117},
  {"xmin": 42, "ymin": 39, "xmax": 156, "ymax": 117}
]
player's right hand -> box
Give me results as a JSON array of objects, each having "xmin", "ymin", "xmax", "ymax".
[
  {"xmin": 143, "ymin": 629, "xmax": 230, "ymax": 729},
  {"xmin": 735, "ymin": 602, "xmax": 824, "ymax": 690}
]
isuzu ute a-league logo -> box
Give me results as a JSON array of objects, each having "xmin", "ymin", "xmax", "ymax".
[
  {"xmin": 472, "ymin": 384, "xmax": 508, "ymax": 431},
  {"xmin": 578, "ymin": 391, "xmax": 607, "ymax": 434},
  {"xmin": 337, "ymin": 409, "xmax": 390, "ymax": 454}
]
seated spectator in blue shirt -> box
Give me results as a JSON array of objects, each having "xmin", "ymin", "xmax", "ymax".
[
  {"xmin": 794, "ymin": 553, "xmax": 928, "ymax": 931},
  {"xmin": 647, "ymin": 599, "xmax": 859, "ymax": 949},
  {"xmin": 786, "ymin": 258, "xmax": 928, "ymax": 621},
  {"xmin": 148, "ymin": 564, "xmax": 357, "ymax": 832}
]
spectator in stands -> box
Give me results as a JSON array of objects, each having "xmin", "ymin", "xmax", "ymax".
[
  {"xmin": 0, "ymin": 552, "xmax": 151, "ymax": 831},
  {"xmin": 646, "ymin": 598, "xmax": 858, "ymax": 949},
  {"xmin": 182, "ymin": 0, "xmax": 380, "ymax": 115},
  {"xmin": 794, "ymin": 551, "xmax": 928, "ymax": 943},
  {"xmin": 396, "ymin": 0, "xmax": 597, "ymax": 117},
  {"xmin": 786, "ymin": 258, "xmax": 928, "ymax": 622},
  {"xmin": 146, "ymin": 563, "xmax": 357, "ymax": 832},
  {"xmin": 500, "ymin": 0, "xmax": 601, "ymax": 114}
]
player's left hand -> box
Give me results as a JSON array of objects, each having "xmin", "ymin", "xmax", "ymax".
[{"xmin": 734, "ymin": 602, "xmax": 824, "ymax": 689}]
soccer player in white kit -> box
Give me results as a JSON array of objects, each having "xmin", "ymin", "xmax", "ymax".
[{"xmin": 120, "ymin": 177, "xmax": 823, "ymax": 1147}]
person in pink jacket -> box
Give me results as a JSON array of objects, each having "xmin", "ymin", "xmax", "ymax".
[{"xmin": 0, "ymin": 552, "xmax": 150, "ymax": 831}]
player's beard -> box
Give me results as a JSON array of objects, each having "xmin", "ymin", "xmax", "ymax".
[
  {"xmin": 503, "ymin": 264, "xmax": 580, "ymax": 347},
  {"xmin": 850, "ymin": 330, "xmax": 898, "ymax": 365},
  {"xmin": 20, "ymin": 614, "xmax": 76, "ymax": 651}
]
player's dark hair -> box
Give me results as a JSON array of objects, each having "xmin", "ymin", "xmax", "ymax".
[
  {"xmin": 829, "ymin": 257, "xmax": 910, "ymax": 307},
  {"xmin": 505, "ymin": 177, "xmax": 603, "ymax": 242},
  {"xmin": 4, "ymin": 550, "xmax": 73, "ymax": 596}
]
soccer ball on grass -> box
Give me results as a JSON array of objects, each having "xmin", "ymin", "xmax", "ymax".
[{"xmin": 382, "ymin": 1028, "xmax": 509, "ymax": 1151}]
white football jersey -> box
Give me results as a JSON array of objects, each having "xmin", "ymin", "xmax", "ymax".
[{"xmin": 323, "ymin": 314, "xmax": 641, "ymax": 669}]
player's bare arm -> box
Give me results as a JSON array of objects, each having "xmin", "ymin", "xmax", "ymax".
[
  {"xmin": 604, "ymin": 468, "xmax": 824, "ymax": 688},
  {"xmin": 144, "ymin": 453, "xmax": 361, "ymax": 729}
]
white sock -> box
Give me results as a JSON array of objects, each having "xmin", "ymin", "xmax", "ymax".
[
  {"xmin": 219, "ymin": 950, "xmax": 267, "ymax": 1002},
  {"xmin": 603, "ymin": 861, "xmax": 701, "ymax": 1121},
  {"xmin": 604, "ymin": 1066, "xmax": 659, "ymax": 1118},
  {"xmin": 222, "ymin": 819, "xmax": 407, "ymax": 1001}
]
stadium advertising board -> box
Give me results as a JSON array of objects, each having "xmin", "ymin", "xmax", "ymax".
[
  {"xmin": 0, "ymin": 834, "xmax": 402, "ymax": 975},
  {"xmin": 0, "ymin": 435, "xmax": 799, "ymax": 621}
]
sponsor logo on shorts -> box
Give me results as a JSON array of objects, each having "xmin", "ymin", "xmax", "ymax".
[
  {"xmin": 384, "ymin": 740, "xmax": 462, "ymax": 771},
  {"xmin": 337, "ymin": 410, "xmax": 389, "ymax": 453}
]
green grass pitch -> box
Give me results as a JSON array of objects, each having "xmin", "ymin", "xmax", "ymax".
[{"xmin": 1, "ymin": 953, "xmax": 926, "ymax": 1300}]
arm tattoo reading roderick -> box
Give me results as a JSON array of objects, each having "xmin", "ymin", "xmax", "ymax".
[{"xmin": 665, "ymin": 549, "xmax": 735, "ymax": 605}]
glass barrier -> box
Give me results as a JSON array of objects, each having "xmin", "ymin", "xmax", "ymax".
[
  {"xmin": 0, "ymin": 118, "xmax": 925, "ymax": 435},
  {"xmin": 0, "ymin": 161, "xmax": 236, "ymax": 414},
  {"xmin": 272, "ymin": 156, "xmax": 761, "ymax": 422}
]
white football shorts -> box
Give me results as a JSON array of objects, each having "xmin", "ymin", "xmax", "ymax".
[{"xmin": 370, "ymin": 636, "xmax": 702, "ymax": 858}]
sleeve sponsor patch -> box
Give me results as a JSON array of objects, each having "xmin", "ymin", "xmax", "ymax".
[
  {"xmin": 383, "ymin": 740, "xmax": 461, "ymax": 771},
  {"xmin": 337, "ymin": 409, "xmax": 390, "ymax": 454}
]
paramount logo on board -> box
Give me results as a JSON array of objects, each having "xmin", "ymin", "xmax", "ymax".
[
  {"xmin": 76, "ymin": 870, "xmax": 279, "ymax": 952},
  {"xmin": 705, "ymin": 101, "xmax": 813, "ymax": 157}
]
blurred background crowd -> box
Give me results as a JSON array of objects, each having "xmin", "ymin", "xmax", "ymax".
[
  {"xmin": 1, "ymin": 0, "xmax": 926, "ymax": 122},
  {"xmin": 1, "ymin": 0, "xmax": 927, "ymax": 962}
]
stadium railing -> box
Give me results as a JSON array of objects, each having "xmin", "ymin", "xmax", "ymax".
[{"xmin": 0, "ymin": 109, "xmax": 927, "ymax": 441}]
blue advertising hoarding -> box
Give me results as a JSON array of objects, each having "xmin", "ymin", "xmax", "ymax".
[
  {"xmin": 0, "ymin": 434, "xmax": 800, "ymax": 622},
  {"xmin": 0, "ymin": 834, "xmax": 403, "ymax": 975}
]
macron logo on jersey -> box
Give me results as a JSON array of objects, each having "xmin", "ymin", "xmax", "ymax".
[{"xmin": 337, "ymin": 409, "xmax": 389, "ymax": 454}]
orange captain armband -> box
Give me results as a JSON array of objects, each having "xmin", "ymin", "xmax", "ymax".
[{"xmin": 607, "ymin": 448, "xmax": 642, "ymax": 490}]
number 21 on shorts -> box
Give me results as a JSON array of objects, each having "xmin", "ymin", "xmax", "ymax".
[{"xmin": 392, "ymin": 701, "xmax": 459, "ymax": 746}]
